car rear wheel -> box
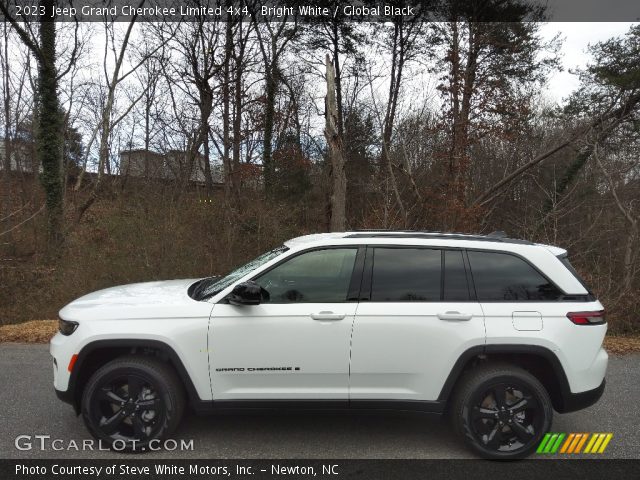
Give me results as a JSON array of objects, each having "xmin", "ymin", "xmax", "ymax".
[
  {"xmin": 449, "ymin": 363, "xmax": 552, "ymax": 459},
  {"xmin": 81, "ymin": 356, "xmax": 185, "ymax": 452}
]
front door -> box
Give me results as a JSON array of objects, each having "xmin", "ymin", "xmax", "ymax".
[{"xmin": 209, "ymin": 247, "xmax": 362, "ymax": 400}]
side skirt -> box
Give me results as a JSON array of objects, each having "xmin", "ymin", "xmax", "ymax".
[{"xmin": 190, "ymin": 399, "xmax": 445, "ymax": 415}]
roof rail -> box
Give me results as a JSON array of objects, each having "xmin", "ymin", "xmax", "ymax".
[{"xmin": 343, "ymin": 231, "xmax": 533, "ymax": 245}]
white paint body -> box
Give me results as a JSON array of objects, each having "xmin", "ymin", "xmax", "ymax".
[{"xmin": 51, "ymin": 232, "xmax": 608, "ymax": 403}]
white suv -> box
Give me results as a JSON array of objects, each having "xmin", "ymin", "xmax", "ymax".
[{"xmin": 50, "ymin": 231, "xmax": 607, "ymax": 459}]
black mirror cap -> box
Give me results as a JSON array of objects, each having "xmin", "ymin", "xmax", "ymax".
[{"xmin": 227, "ymin": 280, "xmax": 264, "ymax": 306}]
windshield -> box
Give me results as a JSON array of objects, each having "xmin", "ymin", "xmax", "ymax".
[{"xmin": 190, "ymin": 245, "xmax": 288, "ymax": 300}]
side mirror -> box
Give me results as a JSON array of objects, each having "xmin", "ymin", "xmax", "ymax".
[{"xmin": 227, "ymin": 280, "xmax": 264, "ymax": 306}]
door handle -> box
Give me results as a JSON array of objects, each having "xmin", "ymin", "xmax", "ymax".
[
  {"xmin": 437, "ymin": 311, "xmax": 473, "ymax": 321},
  {"xmin": 310, "ymin": 311, "xmax": 345, "ymax": 321}
]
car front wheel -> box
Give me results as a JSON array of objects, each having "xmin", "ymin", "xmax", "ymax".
[
  {"xmin": 81, "ymin": 356, "xmax": 185, "ymax": 452},
  {"xmin": 449, "ymin": 363, "xmax": 553, "ymax": 459}
]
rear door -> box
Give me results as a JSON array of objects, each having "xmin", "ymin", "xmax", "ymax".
[{"xmin": 350, "ymin": 247, "xmax": 486, "ymax": 402}]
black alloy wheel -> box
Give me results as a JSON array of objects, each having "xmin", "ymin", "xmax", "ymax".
[
  {"xmin": 450, "ymin": 364, "xmax": 553, "ymax": 459},
  {"xmin": 81, "ymin": 356, "xmax": 185, "ymax": 451},
  {"xmin": 90, "ymin": 373, "xmax": 165, "ymax": 441},
  {"xmin": 468, "ymin": 381, "xmax": 543, "ymax": 453}
]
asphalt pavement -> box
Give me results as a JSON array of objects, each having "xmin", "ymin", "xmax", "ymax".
[{"xmin": 0, "ymin": 344, "xmax": 638, "ymax": 459}]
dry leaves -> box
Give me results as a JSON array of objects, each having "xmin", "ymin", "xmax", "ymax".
[
  {"xmin": 1, "ymin": 320, "xmax": 640, "ymax": 356},
  {"xmin": 603, "ymin": 336, "xmax": 640, "ymax": 356},
  {"xmin": 0, "ymin": 320, "xmax": 57, "ymax": 343}
]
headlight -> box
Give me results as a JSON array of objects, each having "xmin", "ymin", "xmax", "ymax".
[{"xmin": 58, "ymin": 318, "xmax": 79, "ymax": 336}]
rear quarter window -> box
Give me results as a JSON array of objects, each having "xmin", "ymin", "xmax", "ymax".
[
  {"xmin": 557, "ymin": 255, "xmax": 593, "ymax": 294},
  {"xmin": 468, "ymin": 251, "xmax": 562, "ymax": 301}
]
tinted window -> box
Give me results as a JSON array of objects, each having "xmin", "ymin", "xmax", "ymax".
[
  {"xmin": 444, "ymin": 250, "xmax": 470, "ymax": 301},
  {"xmin": 558, "ymin": 255, "xmax": 592, "ymax": 293},
  {"xmin": 254, "ymin": 248, "xmax": 357, "ymax": 303},
  {"xmin": 371, "ymin": 248, "xmax": 441, "ymax": 301},
  {"xmin": 468, "ymin": 251, "xmax": 562, "ymax": 301}
]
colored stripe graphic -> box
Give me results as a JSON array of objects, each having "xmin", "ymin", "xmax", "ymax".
[
  {"xmin": 560, "ymin": 433, "xmax": 575, "ymax": 453},
  {"xmin": 536, "ymin": 433, "xmax": 613, "ymax": 454},
  {"xmin": 574, "ymin": 433, "xmax": 589, "ymax": 453},
  {"xmin": 584, "ymin": 433, "xmax": 599, "ymax": 453},
  {"xmin": 597, "ymin": 434, "xmax": 613, "ymax": 453},
  {"xmin": 568, "ymin": 433, "xmax": 586, "ymax": 453},
  {"xmin": 544, "ymin": 433, "xmax": 559, "ymax": 453},
  {"xmin": 537, "ymin": 433, "xmax": 552, "ymax": 453},
  {"xmin": 550, "ymin": 433, "xmax": 565, "ymax": 453}
]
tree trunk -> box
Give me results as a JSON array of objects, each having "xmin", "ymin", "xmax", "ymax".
[
  {"xmin": 232, "ymin": 21, "xmax": 245, "ymax": 198},
  {"xmin": 263, "ymin": 63, "xmax": 276, "ymax": 194},
  {"xmin": 2, "ymin": 20, "xmax": 11, "ymax": 174},
  {"xmin": 325, "ymin": 55, "xmax": 346, "ymax": 231},
  {"xmin": 222, "ymin": 20, "xmax": 233, "ymax": 199},
  {"xmin": 331, "ymin": 25, "xmax": 344, "ymax": 137},
  {"xmin": 38, "ymin": 3, "xmax": 64, "ymax": 246},
  {"xmin": 196, "ymin": 79, "xmax": 214, "ymax": 193},
  {"xmin": 381, "ymin": 20, "xmax": 408, "ymax": 226}
]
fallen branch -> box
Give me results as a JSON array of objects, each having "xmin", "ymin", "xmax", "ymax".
[
  {"xmin": 0, "ymin": 203, "xmax": 45, "ymax": 237},
  {"xmin": 472, "ymin": 92, "xmax": 640, "ymax": 208}
]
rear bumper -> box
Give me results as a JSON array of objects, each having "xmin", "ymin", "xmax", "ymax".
[{"xmin": 558, "ymin": 379, "xmax": 605, "ymax": 413}]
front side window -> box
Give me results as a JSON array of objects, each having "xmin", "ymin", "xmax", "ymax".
[
  {"xmin": 371, "ymin": 248, "xmax": 441, "ymax": 301},
  {"xmin": 468, "ymin": 251, "xmax": 562, "ymax": 301},
  {"xmin": 254, "ymin": 248, "xmax": 358, "ymax": 303}
]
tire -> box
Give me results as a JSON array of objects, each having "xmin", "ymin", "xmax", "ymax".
[
  {"xmin": 81, "ymin": 355, "xmax": 185, "ymax": 452},
  {"xmin": 449, "ymin": 363, "xmax": 553, "ymax": 460}
]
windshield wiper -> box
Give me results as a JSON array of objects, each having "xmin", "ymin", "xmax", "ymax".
[{"xmin": 191, "ymin": 276, "xmax": 219, "ymax": 301}]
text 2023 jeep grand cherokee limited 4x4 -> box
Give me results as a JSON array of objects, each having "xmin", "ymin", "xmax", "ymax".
[{"xmin": 50, "ymin": 231, "xmax": 607, "ymax": 459}]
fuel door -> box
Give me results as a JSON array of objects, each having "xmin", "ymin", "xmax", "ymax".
[{"xmin": 512, "ymin": 311, "xmax": 543, "ymax": 331}]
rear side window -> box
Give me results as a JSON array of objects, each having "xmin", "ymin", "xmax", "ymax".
[
  {"xmin": 371, "ymin": 248, "xmax": 441, "ymax": 301},
  {"xmin": 468, "ymin": 251, "xmax": 562, "ymax": 301}
]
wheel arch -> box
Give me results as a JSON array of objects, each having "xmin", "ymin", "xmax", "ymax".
[
  {"xmin": 438, "ymin": 344, "xmax": 572, "ymax": 413},
  {"xmin": 66, "ymin": 339, "xmax": 201, "ymax": 414}
]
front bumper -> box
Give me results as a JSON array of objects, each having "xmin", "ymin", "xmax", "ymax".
[{"xmin": 55, "ymin": 387, "xmax": 80, "ymax": 415}]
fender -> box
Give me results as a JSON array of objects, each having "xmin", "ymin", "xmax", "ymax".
[
  {"xmin": 437, "ymin": 344, "xmax": 578, "ymax": 413},
  {"xmin": 60, "ymin": 339, "xmax": 201, "ymax": 414}
]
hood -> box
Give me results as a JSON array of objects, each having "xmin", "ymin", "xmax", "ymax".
[{"xmin": 59, "ymin": 279, "xmax": 205, "ymax": 322}]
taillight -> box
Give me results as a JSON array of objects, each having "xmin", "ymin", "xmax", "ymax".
[{"xmin": 567, "ymin": 310, "xmax": 606, "ymax": 325}]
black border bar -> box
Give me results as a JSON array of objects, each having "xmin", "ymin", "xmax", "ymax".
[
  {"xmin": 2, "ymin": 459, "xmax": 640, "ymax": 480},
  {"xmin": 1, "ymin": 0, "xmax": 639, "ymax": 23}
]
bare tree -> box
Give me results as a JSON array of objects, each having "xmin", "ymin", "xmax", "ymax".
[
  {"xmin": 252, "ymin": 11, "xmax": 297, "ymax": 193},
  {"xmin": 77, "ymin": 4, "xmax": 168, "ymax": 220},
  {"xmin": 594, "ymin": 142, "xmax": 638, "ymax": 296},
  {"xmin": 0, "ymin": 0, "xmax": 79, "ymax": 245},
  {"xmin": 325, "ymin": 54, "xmax": 346, "ymax": 231}
]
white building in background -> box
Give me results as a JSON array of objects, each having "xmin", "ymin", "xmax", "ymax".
[
  {"xmin": 119, "ymin": 149, "xmax": 224, "ymax": 185},
  {"xmin": 0, "ymin": 138, "xmax": 41, "ymax": 174}
]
